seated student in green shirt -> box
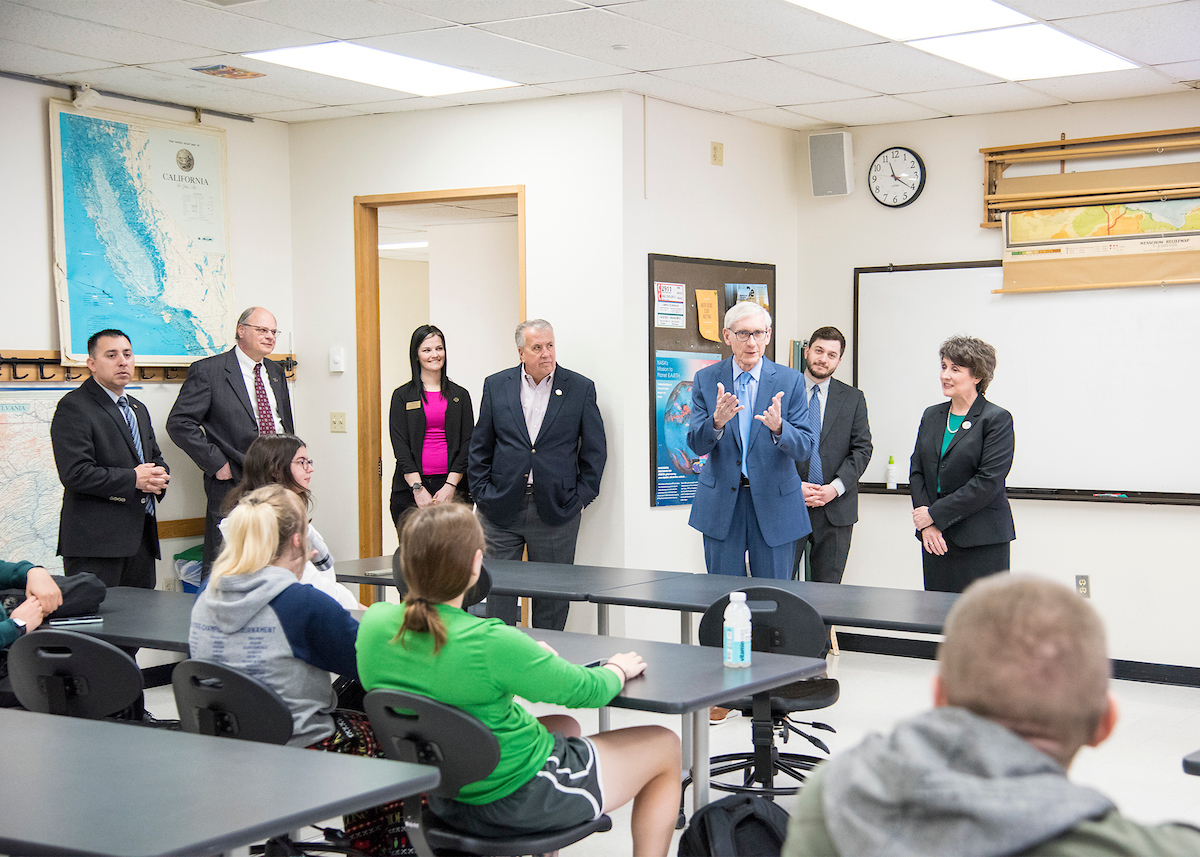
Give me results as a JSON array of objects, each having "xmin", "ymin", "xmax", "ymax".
[
  {"xmin": 356, "ymin": 504, "xmax": 682, "ymax": 857},
  {"xmin": 1, "ymin": 560, "xmax": 63, "ymax": 650}
]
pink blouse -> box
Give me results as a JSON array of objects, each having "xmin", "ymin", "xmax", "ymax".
[{"xmin": 421, "ymin": 391, "xmax": 449, "ymax": 475}]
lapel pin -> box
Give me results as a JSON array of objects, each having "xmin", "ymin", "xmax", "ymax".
[
  {"xmin": 555, "ymin": 389, "xmax": 562, "ymax": 396},
  {"xmin": 962, "ymin": 420, "xmax": 972, "ymax": 430}
]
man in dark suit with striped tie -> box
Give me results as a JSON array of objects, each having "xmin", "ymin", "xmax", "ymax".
[{"xmin": 51, "ymin": 329, "xmax": 170, "ymax": 589}]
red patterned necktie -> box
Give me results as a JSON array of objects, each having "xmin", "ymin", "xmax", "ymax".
[{"xmin": 254, "ymin": 363, "xmax": 276, "ymax": 435}]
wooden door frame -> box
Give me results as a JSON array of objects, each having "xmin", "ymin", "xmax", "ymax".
[{"xmin": 353, "ymin": 186, "xmax": 526, "ymax": 563}]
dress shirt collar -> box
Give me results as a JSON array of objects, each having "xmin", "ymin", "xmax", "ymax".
[
  {"xmin": 95, "ymin": 381, "xmax": 123, "ymax": 404},
  {"xmin": 734, "ymin": 359, "xmax": 762, "ymax": 386},
  {"xmin": 235, "ymin": 343, "xmax": 263, "ymax": 373},
  {"xmin": 521, "ymin": 366, "xmax": 555, "ymax": 389},
  {"xmin": 804, "ymin": 375, "xmax": 829, "ymax": 397}
]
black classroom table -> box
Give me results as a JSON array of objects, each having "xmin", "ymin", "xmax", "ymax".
[
  {"xmin": 78, "ymin": 585, "xmax": 195, "ymax": 652},
  {"xmin": 0, "ymin": 707, "xmax": 438, "ymax": 857},
  {"xmin": 526, "ymin": 628, "xmax": 827, "ymax": 808}
]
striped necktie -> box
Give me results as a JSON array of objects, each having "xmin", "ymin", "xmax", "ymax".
[
  {"xmin": 118, "ymin": 396, "xmax": 154, "ymax": 517},
  {"xmin": 807, "ymin": 385, "xmax": 823, "ymax": 485}
]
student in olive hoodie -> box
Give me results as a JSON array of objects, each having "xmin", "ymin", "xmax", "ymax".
[{"xmin": 782, "ymin": 576, "xmax": 1200, "ymax": 857}]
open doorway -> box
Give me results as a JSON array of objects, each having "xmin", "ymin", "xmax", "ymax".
[{"xmin": 353, "ymin": 187, "xmax": 525, "ymax": 570}]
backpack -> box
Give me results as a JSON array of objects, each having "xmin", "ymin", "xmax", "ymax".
[{"xmin": 678, "ymin": 794, "xmax": 790, "ymax": 857}]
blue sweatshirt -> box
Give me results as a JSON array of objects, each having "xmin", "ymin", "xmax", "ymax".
[{"xmin": 189, "ymin": 565, "xmax": 359, "ymax": 746}]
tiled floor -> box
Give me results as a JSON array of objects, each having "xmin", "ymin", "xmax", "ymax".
[{"xmin": 145, "ymin": 649, "xmax": 1200, "ymax": 857}]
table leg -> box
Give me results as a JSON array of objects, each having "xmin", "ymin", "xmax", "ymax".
[
  {"xmin": 598, "ymin": 706, "xmax": 610, "ymax": 732},
  {"xmin": 691, "ymin": 709, "xmax": 709, "ymax": 809},
  {"xmin": 374, "ymin": 583, "xmax": 386, "ymax": 603},
  {"xmin": 682, "ymin": 710, "xmax": 693, "ymax": 770},
  {"xmin": 597, "ymin": 602, "xmax": 609, "ymax": 636},
  {"xmin": 680, "ymin": 610, "xmax": 692, "ymax": 644}
]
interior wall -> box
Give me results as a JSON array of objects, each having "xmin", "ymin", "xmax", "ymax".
[
  {"xmin": 793, "ymin": 89, "xmax": 1200, "ymax": 666},
  {"xmin": 379, "ymin": 258, "xmax": 429, "ymax": 555},
  {"xmin": 0, "ymin": 75, "xmax": 293, "ymax": 585},
  {"xmin": 287, "ymin": 93, "xmax": 627, "ymax": 627}
]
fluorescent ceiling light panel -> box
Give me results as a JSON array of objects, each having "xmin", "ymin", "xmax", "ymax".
[
  {"xmin": 786, "ymin": 0, "xmax": 1032, "ymax": 41},
  {"xmin": 910, "ymin": 24, "xmax": 1138, "ymax": 80},
  {"xmin": 378, "ymin": 241, "xmax": 429, "ymax": 250},
  {"xmin": 244, "ymin": 42, "xmax": 517, "ymax": 97}
]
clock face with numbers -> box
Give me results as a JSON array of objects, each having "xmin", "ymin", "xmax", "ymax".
[{"xmin": 869, "ymin": 147, "xmax": 925, "ymax": 208}]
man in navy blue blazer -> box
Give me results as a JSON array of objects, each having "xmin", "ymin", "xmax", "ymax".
[
  {"xmin": 688, "ymin": 303, "xmax": 816, "ymax": 580},
  {"xmin": 468, "ymin": 319, "xmax": 607, "ymax": 629}
]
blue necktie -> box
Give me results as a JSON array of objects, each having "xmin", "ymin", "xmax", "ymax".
[
  {"xmin": 118, "ymin": 396, "xmax": 155, "ymax": 517},
  {"xmin": 807, "ymin": 385, "xmax": 823, "ymax": 485},
  {"xmin": 737, "ymin": 372, "xmax": 753, "ymax": 478}
]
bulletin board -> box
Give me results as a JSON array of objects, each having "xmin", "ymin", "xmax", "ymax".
[{"xmin": 648, "ymin": 253, "xmax": 776, "ymax": 507}]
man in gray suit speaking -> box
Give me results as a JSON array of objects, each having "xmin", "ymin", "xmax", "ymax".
[
  {"xmin": 168, "ymin": 307, "xmax": 295, "ymax": 576},
  {"xmin": 796, "ymin": 326, "xmax": 873, "ymax": 584}
]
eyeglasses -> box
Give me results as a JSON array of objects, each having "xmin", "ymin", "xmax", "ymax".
[
  {"xmin": 730, "ymin": 329, "xmax": 770, "ymax": 343},
  {"xmin": 293, "ymin": 457, "xmax": 315, "ymax": 470},
  {"xmin": 240, "ymin": 324, "xmax": 279, "ymax": 337}
]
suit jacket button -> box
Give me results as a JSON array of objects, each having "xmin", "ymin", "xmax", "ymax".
[{"xmin": 531, "ymin": 448, "xmax": 536, "ymax": 454}]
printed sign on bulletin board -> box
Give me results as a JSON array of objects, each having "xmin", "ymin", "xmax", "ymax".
[{"xmin": 647, "ymin": 254, "xmax": 776, "ymax": 507}]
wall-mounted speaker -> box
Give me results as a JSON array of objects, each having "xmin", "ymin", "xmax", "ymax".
[{"xmin": 809, "ymin": 131, "xmax": 854, "ymax": 197}]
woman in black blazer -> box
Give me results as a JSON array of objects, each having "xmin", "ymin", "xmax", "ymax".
[
  {"xmin": 388, "ymin": 325, "xmax": 474, "ymax": 528},
  {"xmin": 909, "ymin": 335, "xmax": 1015, "ymax": 593}
]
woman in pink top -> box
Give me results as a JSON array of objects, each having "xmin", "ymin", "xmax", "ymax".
[{"xmin": 388, "ymin": 325, "xmax": 474, "ymax": 529}]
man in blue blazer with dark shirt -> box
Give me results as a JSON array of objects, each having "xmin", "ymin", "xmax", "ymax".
[
  {"xmin": 468, "ymin": 319, "xmax": 606, "ymax": 630},
  {"xmin": 688, "ymin": 303, "xmax": 816, "ymax": 580}
]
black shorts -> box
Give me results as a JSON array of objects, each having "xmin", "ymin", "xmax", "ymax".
[{"xmin": 428, "ymin": 733, "xmax": 604, "ymax": 838}]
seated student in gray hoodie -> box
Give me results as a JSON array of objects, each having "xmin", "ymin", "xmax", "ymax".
[
  {"xmin": 783, "ymin": 575, "xmax": 1200, "ymax": 857},
  {"xmin": 189, "ymin": 485, "xmax": 407, "ymax": 856}
]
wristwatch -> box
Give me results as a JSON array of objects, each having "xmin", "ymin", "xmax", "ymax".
[
  {"xmin": 410, "ymin": 481, "xmax": 424, "ymax": 492},
  {"xmin": 11, "ymin": 616, "xmax": 27, "ymax": 636}
]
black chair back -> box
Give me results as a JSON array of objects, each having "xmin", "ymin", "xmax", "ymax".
[
  {"xmin": 7, "ymin": 629, "xmax": 143, "ymax": 718},
  {"xmin": 698, "ymin": 587, "xmax": 828, "ymax": 658},
  {"xmin": 364, "ymin": 688, "xmax": 499, "ymax": 798},
  {"xmin": 392, "ymin": 548, "xmax": 492, "ymax": 609},
  {"xmin": 172, "ymin": 659, "xmax": 294, "ymax": 745}
]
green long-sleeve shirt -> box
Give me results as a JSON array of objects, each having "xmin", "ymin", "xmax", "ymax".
[
  {"xmin": 356, "ymin": 602, "xmax": 621, "ymax": 804},
  {"xmin": 0, "ymin": 560, "xmax": 35, "ymax": 650}
]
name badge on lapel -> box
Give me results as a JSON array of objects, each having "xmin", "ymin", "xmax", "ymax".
[{"xmin": 406, "ymin": 401, "xmax": 421, "ymax": 411}]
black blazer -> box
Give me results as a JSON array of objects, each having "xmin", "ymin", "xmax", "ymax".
[
  {"xmin": 167, "ymin": 348, "xmax": 295, "ymax": 483},
  {"xmin": 799, "ymin": 378, "xmax": 873, "ymax": 528},
  {"xmin": 388, "ymin": 380, "xmax": 474, "ymax": 505},
  {"xmin": 468, "ymin": 364, "xmax": 606, "ymax": 528},
  {"xmin": 51, "ymin": 377, "xmax": 169, "ymax": 558},
  {"xmin": 909, "ymin": 395, "xmax": 1016, "ymax": 549}
]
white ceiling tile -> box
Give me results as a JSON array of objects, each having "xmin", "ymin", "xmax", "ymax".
[
  {"xmin": 657, "ymin": 59, "xmax": 874, "ymax": 105},
  {"xmin": 1019, "ymin": 66, "xmax": 1187, "ymax": 101},
  {"xmin": 477, "ymin": 7, "xmax": 752, "ymax": 72},
  {"xmin": 220, "ymin": 0, "xmax": 447, "ymax": 40},
  {"xmin": 1155, "ymin": 59, "xmax": 1200, "ymax": 81},
  {"xmin": 145, "ymin": 53, "xmax": 423, "ymax": 105},
  {"xmin": 254, "ymin": 104, "xmax": 370, "ymax": 122},
  {"xmin": 12, "ymin": 0, "xmax": 321, "ymax": 54},
  {"xmin": 42, "ymin": 64, "xmax": 322, "ymax": 113},
  {"xmin": 1000, "ymin": 0, "xmax": 1186, "ymax": 18},
  {"xmin": 349, "ymin": 95, "xmax": 461, "ymax": 113},
  {"xmin": 903, "ymin": 82, "xmax": 1068, "ymax": 115},
  {"xmin": 438, "ymin": 84, "xmax": 561, "ymax": 104},
  {"xmin": 357, "ymin": 25, "xmax": 628, "ymax": 84},
  {"xmin": 1052, "ymin": 2, "xmax": 1200, "ymax": 66},
  {"xmin": 608, "ymin": 0, "xmax": 882, "ymax": 57},
  {"xmin": 797, "ymin": 96, "xmax": 947, "ymax": 126},
  {"xmin": 546, "ymin": 71, "xmax": 770, "ymax": 111},
  {"xmin": 0, "ymin": 36, "xmax": 119, "ymax": 75},
  {"xmin": 727, "ymin": 106, "xmax": 834, "ymax": 130},
  {"xmin": 376, "ymin": 0, "xmax": 585, "ymax": 25},
  {"xmin": 0, "ymin": 1, "xmax": 214, "ymax": 63},
  {"xmin": 776, "ymin": 43, "xmax": 1002, "ymax": 96}
]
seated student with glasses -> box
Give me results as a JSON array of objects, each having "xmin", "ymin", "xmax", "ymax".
[
  {"xmin": 221, "ymin": 434, "xmax": 362, "ymax": 610},
  {"xmin": 356, "ymin": 503, "xmax": 682, "ymax": 857},
  {"xmin": 190, "ymin": 485, "xmax": 408, "ymax": 856}
]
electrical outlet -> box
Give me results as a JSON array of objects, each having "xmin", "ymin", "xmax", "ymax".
[
  {"xmin": 330, "ymin": 411, "xmax": 347, "ymax": 433},
  {"xmin": 1075, "ymin": 574, "xmax": 1090, "ymax": 598},
  {"xmin": 711, "ymin": 141, "xmax": 724, "ymax": 166}
]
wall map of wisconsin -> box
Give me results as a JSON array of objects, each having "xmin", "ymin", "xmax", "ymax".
[{"xmin": 50, "ymin": 101, "xmax": 235, "ymax": 365}]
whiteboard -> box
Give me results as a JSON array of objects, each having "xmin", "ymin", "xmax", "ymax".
[{"xmin": 854, "ymin": 262, "xmax": 1200, "ymax": 495}]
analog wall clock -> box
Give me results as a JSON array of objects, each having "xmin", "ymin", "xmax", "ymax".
[{"xmin": 869, "ymin": 147, "xmax": 925, "ymax": 208}]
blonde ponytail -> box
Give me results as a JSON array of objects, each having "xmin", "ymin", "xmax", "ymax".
[{"xmin": 211, "ymin": 485, "xmax": 307, "ymax": 587}]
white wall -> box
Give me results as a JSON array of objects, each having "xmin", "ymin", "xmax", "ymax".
[
  {"xmin": 0, "ymin": 75, "xmax": 293, "ymax": 585},
  {"xmin": 794, "ymin": 89, "xmax": 1200, "ymax": 666}
]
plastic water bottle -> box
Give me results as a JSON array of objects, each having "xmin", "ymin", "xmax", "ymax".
[{"xmin": 723, "ymin": 592, "xmax": 752, "ymax": 668}]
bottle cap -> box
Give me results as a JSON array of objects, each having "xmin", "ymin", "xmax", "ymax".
[{"xmin": 730, "ymin": 592, "xmax": 746, "ymax": 602}]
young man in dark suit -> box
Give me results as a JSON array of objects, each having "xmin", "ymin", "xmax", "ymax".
[
  {"xmin": 468, "ymin": 319, "xmax": 607, "ymax": 630},
  {"xmin": 51, "ymin": 329, "xmax": 170, "ymax": 588},
  {"xmin": 167, "ymin": 307, "xmax": 295, "ymax": 576},
  {"xmin": 796, "ymin": 326, "xmax": 873, "ymax": 584}
]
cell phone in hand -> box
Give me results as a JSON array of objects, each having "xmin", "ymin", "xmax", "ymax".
[{"xmin": 48, "ymin": 615, "xmax": 103, "ymax": 626}]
